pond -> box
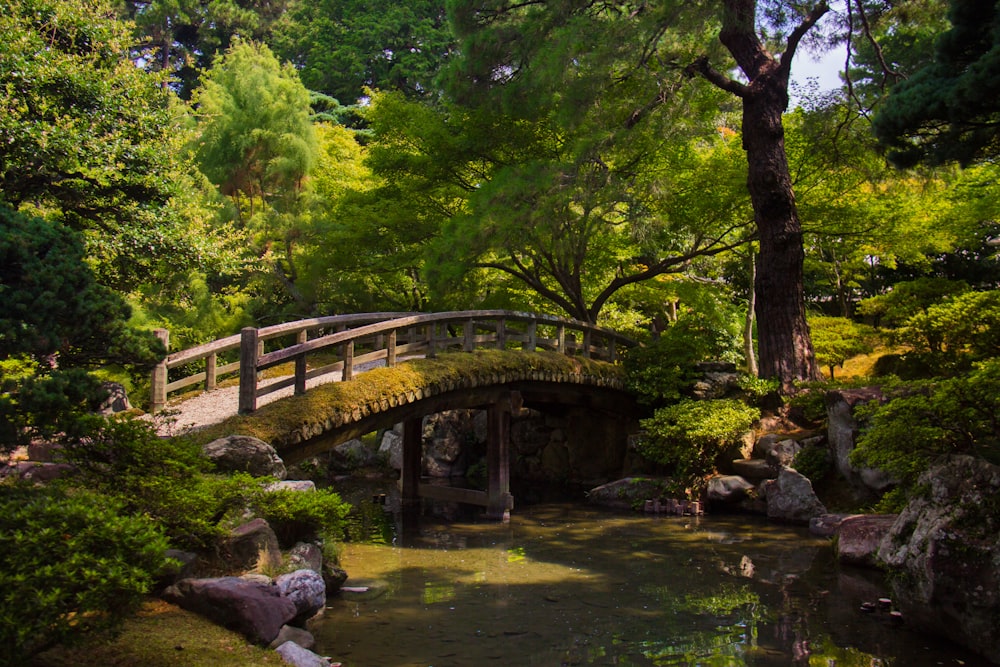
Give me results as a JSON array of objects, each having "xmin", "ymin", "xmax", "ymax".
[{"xmin": 312, "ymin": 495, "xmax": 989, "ymax": 666}]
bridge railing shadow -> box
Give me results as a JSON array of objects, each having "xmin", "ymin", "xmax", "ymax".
[{"xmin": 150, "ymin": 310, "xmax": 636, "ymax": 414}]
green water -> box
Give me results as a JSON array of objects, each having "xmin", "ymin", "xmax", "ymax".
[{"xmin": 312, "ymin": 500, "xmax": 989, "ymax": 666}]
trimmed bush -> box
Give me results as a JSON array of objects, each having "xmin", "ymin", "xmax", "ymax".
[{"xmin": 0, "ymin": 484, "xmax": 168, "ymax": 665}]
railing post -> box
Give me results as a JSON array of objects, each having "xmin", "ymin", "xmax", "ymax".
[
  {"xmin": 238, "ymin": 327, "xmax": 259, "ymax": 414},
  {"xmin": 387, "ymin": 330, "xmax": 397, "ymax": 367},
  {"xmin": 608, "ymin": 336, "xmax": 618, "ymax": 363},
  {"xmin": 343, "ymin": 340, "xmax": 354, "ymax": 381},
  {"xmin": 524, "ymin": 319, "xmax": 537, "ymax": 352},
  {"xmin": 463, "ymin": 319, "xmax": 475, "ymax": 352},
  {"xmin": 556, "ymin": 324, "xmax": 565, "ymax": 354},
  {"xmin": 582, "ymin": 329, "xmax": 592, "ymax": 359},
  {"xmin": 294, "ymin": 329, "xmax": 307, "ymax": 395},
  {"xmin": 205, "ymin": 351, "xmax": 217, "ymax": 391},
  {"xmin": 150, "ymin": 328, "xmax": 169, "ymax": 413},
  {"xmin": 496, "ymin": 318, "xmax": 506, "ymax": 350},
  {"xmin": 426, "ymin": 323, "xmax": 436, "ymax": 359}
]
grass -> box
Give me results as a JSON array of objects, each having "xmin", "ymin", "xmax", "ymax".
[{"xmin": 32, "ymin": 599, "xmax": 287, "ymax": 667}]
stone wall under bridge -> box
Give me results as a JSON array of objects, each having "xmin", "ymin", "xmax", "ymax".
[{"xmin": 381, "ymin": 405, "xmax": 639, "ymax": 490}]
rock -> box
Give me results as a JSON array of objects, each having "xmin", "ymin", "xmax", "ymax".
[
  {"xmin": 269, "ymin": 480, "xmax": 317, "ymax": 493},
  {"xmin": 162, "ymin": 577, "xmax": 297, "ymax": 645},
  {"xmin": 8, "ymin": 461, "xmax": 75, "ymax": 482},
  {"xmin": 288, "ymin": 542, "xmax": 323, "ymax": 573},
  {"xmin": 204, "ymin": 435, "xmax": 287, "ymax": 480},
  {"xmin": 26, "ymin": 441, "xmax": 61, "ymax": 462},
  {"xmin": 809, "ymin": 513, "xmax": 854, "ymax": 538},
  {"xmin": 878, "ymin": 455, "xmax": 1000, "ymax": 663},
  {"xmin": 763, "ymin": 468, "xmax": 827, "ymax": 523},
  {"xmin": 223, "ymin": 518, "xmax": 282, "ymax": 572},
  {"xmin": 836, "ymin": 514, "xmax": 898, "ymax": 567},
  {"xmin": 160, "ymin": 549, "xmax": 199, "ymax": 585},
  {"xmin": 98, "ymin": 381, "xmax": 132, "ymax": 414},
  {"xmin": 422, "ymin": 410, "xmax": 479, "ymax": 477},
  {"xmin": 753, "ymin": 433, "xmax": 788, "ymax": 459},
  {"xmin": 269, "ymin": 625, "xmax": 316, "ymax": 651},
  {"xmin": 825, "ymin": 389, "xmax": 893, "ymax": 497},
  {"xmin": 586, "ymin": 477, "xmax": 669, "ymax": 510},
  {"xmin": 707, "ymin": 475, "xmax": 756, "ymax": 504},
  {"xmin": 690, "ymin": 363, "xmax": 740, "ymax": 399},
  {"xmin": 276, "ymin": 569, "xmax": 326, "ymax": 623},
  {"xmin": 274, "ymin": 640, "xmax": 330, "ymax": 667},
  {"xmin": 329, "ymin": 438, "xmax": 375, "ymax": 472},
  {"xmin": 378, "ymin": 428, "xmax": 403, "ymax": 470},
  {"xmin": 765, "ymin": 439, "xmax": 802, "ymax": 469},
  {"xmin": 322, "ymin": 563, "xmax": 348, "ymax": 593},
  {"xmin": 730, "ymin": 458, "xmax": 777, "ymax": 481}
]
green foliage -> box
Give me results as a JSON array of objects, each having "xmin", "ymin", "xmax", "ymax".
[
  {"xmin": 872, "ymin": 0, "xmax": 1000, "ymax": 166},
  {"xmin": 808, "ymin": 316, "xmax": 876, "ymax": 379},
  {"xmin": 892, "ymin": 289, "xmax": 1000, "ymax": 360},
  {"xmin": 0, "ymin": 483, "xmax": 169, "ymax": 665},
  {"xmin": 857, "ymin": 277, "xmax": 970, "ymax": 328},
  {"xmin": 271, "ymin": 0, "xmax": 454, "ymax": 104},
  {"xmin": 0, "ymin": 0, "xmax": 195, "ymax": 288},
  {"xmin": 792, "ymin": 444, "xmax": 832, "ymax": 483},
  {"xmin": 853, "ymin": 359, "xmax": 1000, "ymax": 497},
  {"xmin": 736, "ymin": 374, "xmax": 781, "ymax": 400},
  {"xmin": 625, "ymin": 310, "xmax": 743, "ymax": 406},
  {"xmin": 246, "ymin": 486, "xmax": 351, "ymax": 548},
  {"xmin": 0, "ymin": 207, "xmax": 164, "ymax": 449},
  {"xmin": 56, "ymin": 417, "xmax": 234, "ymax": 550},
  {"xmin": 637, "ymin": 399, "xmax": 760, "ymax": 492}
]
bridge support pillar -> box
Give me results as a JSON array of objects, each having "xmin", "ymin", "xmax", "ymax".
[
  {"xmin": 485, "ymin": 392, "xmax": 518, "ymax": 521},
  {"xmin": 400, "ymin": 416, "xmax": 422, "ymax": 507}
]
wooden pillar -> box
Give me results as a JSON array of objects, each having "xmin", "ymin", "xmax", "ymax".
[
  {"xmin": 582, "ymin": 329, "xmax": 592, "ymax": 359},
  {"xmin": 150, "ymin": 328, "xmax": 169, "ymax": 413},
  {"xmin": 463, "ymin": 319, "xmax": 475, "ymax": 352},
  {"xmin": 387, "ymin": 330, "xmax": 397, "ymax": 367},
  {"xmin": 426, "ymin": 323, "xmax": 436, "ymax": 358},
  {"xmin": 556, "ymin": 324, "xmax": 566, "ymax": 354},
  {"xmin": 401, "ymin": 417, "xmax": 423, "ymax": 506},
  {"xmin": 496, "ymin": 318, "xmax": 507, "ymax": 350},
  {"xmin": 524, "ymin": 320, "xmax": 537, "ymax": 352},
  {"xmin": 485, "ymin": 394, "xmax": 516, "ymax": 521},
  {"xmin": 343, "ymin": 340, "xmax": 354, "ymax": 381},
  {"xmin": 294, "ymin": 330, "xmax": 307, "ymax": 395},
  {"xmin": 206, "ymin": 352, "xmax": 217, "ymax": 391},
  {"xmin": 238, "ymin": 327, "xmax": 259, "ymax": 414}
]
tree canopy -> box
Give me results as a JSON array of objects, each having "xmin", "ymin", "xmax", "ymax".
[{"xmin": 872, "ymin": 0, "xmax": 1000, "ymax": 166}]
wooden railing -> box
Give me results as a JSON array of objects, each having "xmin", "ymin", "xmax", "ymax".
[{"xmin": 151, "ymin": 310, "xmax": 636, "ymax": 414}]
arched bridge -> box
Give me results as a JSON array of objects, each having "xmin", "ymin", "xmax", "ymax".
[{"xmin": 152, "ymin": 311, "xmax": 640, "ymax": 519}]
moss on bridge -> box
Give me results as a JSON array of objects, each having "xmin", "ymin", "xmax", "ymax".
[{"xmin": 183, "ymin": 350, "xmax": 627, "ymax": 448}]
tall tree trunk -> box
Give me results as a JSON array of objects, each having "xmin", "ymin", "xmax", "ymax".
[
  {"xmin": 743, "ymin": 250, "xmax": 758, "ymax": 376},
  {"xmin": 691, "ymin": 0, "xmax": 825, "ymax": 389}
]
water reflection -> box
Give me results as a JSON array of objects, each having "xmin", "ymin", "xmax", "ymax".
[{"xmin": 314, "ymin": 498, "xmax": 987, "ymax": 666}]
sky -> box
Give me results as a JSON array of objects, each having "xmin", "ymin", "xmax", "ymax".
[{"xmin": 792, "ymin": 45, "xmax": 848, "ymax": 93}]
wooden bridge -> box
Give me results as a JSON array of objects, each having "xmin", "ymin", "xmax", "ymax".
[{"xmin": 151, "ymin": 311, "xmax": 639, "ymax": 519}]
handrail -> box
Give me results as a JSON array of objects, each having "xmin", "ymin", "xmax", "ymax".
[{"xmin": 150, "ymin": 310, "xmax": 636, "ymax": 414}]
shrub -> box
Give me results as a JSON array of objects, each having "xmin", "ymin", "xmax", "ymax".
[
  {"xmin": 808, "ymin": 315, "xmax": 876, "ymax": 379},
  {"xmin": 0, "ymin": 483, "xmax": 169, "ymax": 665},
  {"xmin": 248, "ymin": 486, "xmax": 352, "ymax": 548},
  {"xmin": 792, "ymin": 445, "xmax": 831, "ymax": 483},
  {"xmin": 853, "ymin": 359, "xmax": 1000, "ymax": 498},
  {"xmin": 637, "ymin": 398, "xmax": 760, "ymax": 493}
]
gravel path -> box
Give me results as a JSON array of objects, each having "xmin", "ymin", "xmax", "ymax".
[{"xmin": 153, "ymin": 359, "xmax": 393, "ymax": 436}]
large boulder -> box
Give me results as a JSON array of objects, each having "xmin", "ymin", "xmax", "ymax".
[
  {"xmin": 765, "ymin": 439, "xmax": 802, "ymax": 469},
  {"xmin": 762, "ymin": 468, "xmax": 827, "ymax": 523},
  {"xmin": 825, "ymin": 389, "xmax": 892, "ymax": 497},
  {"xmin": 223, "ymin": 518, "xmax": 282, "ymax": 572},
  {"xmin": 378, "ymin": 428, "xmax": 403, "ymax": 470},
  {"xmin": 204, "ymin": 435, "xmax": 287, "ymax": 480},
  {"xmin": 162, "ymin": 577, "xmax": 297, "ymax": 645},
  {"xmin": 275, "ymin": 569, "xmax": 326, "ymax": 624},
  {"xmin": 329, "ymin": 438, "xmax": 376, "ymax": 472},
  {"xmin": 836, "ymin": 514, "xmax": 897, "ymax": 567},
  {"xmin": 587, "ymin": 477, "xmax": 669, "ymax": 510},
  {"xmin": 878, "ymin": 456, "xmax": 1000, "ymax": 663},
  {"xmin": 707, "ymin": 475, "xmax": 756, "ymax": 504}
]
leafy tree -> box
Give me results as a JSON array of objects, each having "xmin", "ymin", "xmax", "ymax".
[
  {"xmin": 0, "ymin": 0, "xmax": 195, "ymax": 288},
  {"xmin": 120, "ymin": 0, "xmax": 293, "ymax": 99},
  {"xmin": 0, "ymin": 484, "xmax": 169, "ymax": 665},
  {"xmin": 872, "ymin": 0, "xmax": 1000, "ymax": 166},
  {"xmin": 857, "ymin": 277, "xmax": 969, "ymax": 328},
  {"xmin": 272, "ymin": 0, "xmax": 455, "ymax": 104},
  {"xmin": 190, "ymin": 41, "xmax": 320, "ymax": 314},
  {"xmin": 893, "ymin": 289, "xmax": 1000, "ymax": 359},
  {"xmin": 0, "ymin": 207, "xmax": 164, "ymax": 448},
  {"xmin": 808, "ymin": 315, "xmax": 875, "ymax": 379},
  {"xmin": 442, "ymin": 0, "xmax": 828, "ymax": 386}
]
